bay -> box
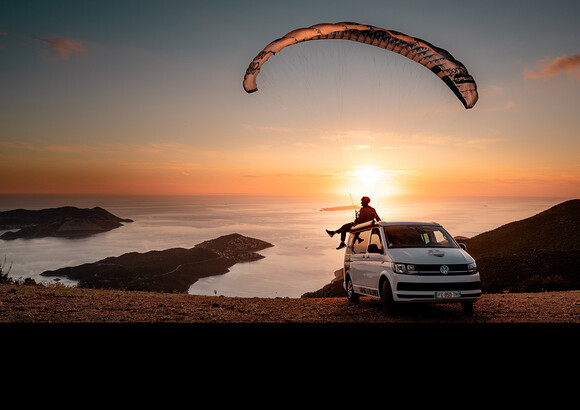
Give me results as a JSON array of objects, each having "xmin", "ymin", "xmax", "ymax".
[{"xmin": 0, "ymin": 194, "xmax": 568, "ymax": 298}]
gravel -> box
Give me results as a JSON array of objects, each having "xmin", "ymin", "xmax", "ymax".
[{"xmin": 1, "ymin": 283, "xmax": 578, "ymax": 323}]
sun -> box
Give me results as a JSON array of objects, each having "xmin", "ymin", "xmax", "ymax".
[
  {"xmin": 352, "ymin": 165, "xmax": 383, "ymax": 186},
  {"xmin": 346, "ymin": 165, "xmax": 401, "ymax": 198}
]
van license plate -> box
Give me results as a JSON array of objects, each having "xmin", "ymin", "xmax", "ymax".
[{"xmin": 435, "ymin": 291, "xmax": 461, "ymax": 299}]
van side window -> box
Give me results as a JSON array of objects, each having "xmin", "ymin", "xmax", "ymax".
[
  {"xmin": 432, "ymin": 230, "xmax": 450, "ymax": 247},
  {"xmin": 352, "ymin": 230, "xmax": 371, "ymax": 254},
  {"xmin": 367, "ymin": 228, "xmax": 383, "ymax": 254}
]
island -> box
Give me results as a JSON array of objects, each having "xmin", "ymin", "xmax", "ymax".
[
  {"xmin": 319, "ymin": 205, "xmax": 360, "ymax": 212},
  {"xmin": 40, "ymin": 233, "xmax": 274, "ymax": 293},
  {"xmin": 0, "ymin": 206, "xmax": 133, "ymax": 239}
]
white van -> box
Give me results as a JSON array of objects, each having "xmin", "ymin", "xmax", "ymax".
[{"xmin": 343, "ymin": 220, "xmax": 481, "ymax": 314}]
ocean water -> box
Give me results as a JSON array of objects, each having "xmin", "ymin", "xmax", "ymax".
[{"xmin": 0, "ymin": 194, "xmax": 569, "ymax": 298}]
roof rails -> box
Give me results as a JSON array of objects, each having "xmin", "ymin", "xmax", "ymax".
[
  {"xmin": 349, "ymin": 220, "xmax": 377, "ymax": 231},
  {"xmin": 350, "ymin": 221, "xmax": 443, "ymax": 232}
]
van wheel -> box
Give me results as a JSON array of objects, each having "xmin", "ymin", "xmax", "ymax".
[
  {"xmin": 461, "ymin": 301, "xmax": 474, "ymax": 315},
  {"xmin": 346, "ymin": 277, "xmax": 359, "ymax": 303},
  {"xmin": 381, "ymin": 279, "xmax": 395, "ymax": 312}
]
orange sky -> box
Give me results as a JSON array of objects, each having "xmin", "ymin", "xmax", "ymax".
[
  {"xmin": 1, "ymin": 1, "xmax": 579, "ymax": 199},
  {"xmin": 1, "ymin": 127, "xmax": 577, "ymax": 198}
]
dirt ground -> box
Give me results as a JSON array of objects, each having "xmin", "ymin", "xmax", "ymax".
[{"xmin": 1, "ymin": 283, "xmax": 578, "ymax": 324}]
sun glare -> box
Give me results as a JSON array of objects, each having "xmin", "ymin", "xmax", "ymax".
[
  {"xmin": 353, "ymin": 165, "xmax": 382, "ymax": 185},
  {"xmin": 346, "ymin": 165, "xmax": 402, "ymax": 198}
]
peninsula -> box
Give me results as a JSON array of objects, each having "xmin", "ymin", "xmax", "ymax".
[
  {"xmin": 40, "ymin": 233, "xmax": 274, "ymax": 293},
  {"xmin": 0, "ymin": 206, "xmax": 133, "ymax": 239}
]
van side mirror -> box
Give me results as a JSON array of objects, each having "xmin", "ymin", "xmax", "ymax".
[{"xmin": 459, "ymin": 243, "xmax": 467, "ymax": 250}]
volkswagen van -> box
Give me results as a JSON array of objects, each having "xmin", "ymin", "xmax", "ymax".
[{"xmin": 343, "ymin": 220, "xmax": 481, "ymax": 314}]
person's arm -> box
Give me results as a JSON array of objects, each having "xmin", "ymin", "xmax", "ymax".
[{"xmin": 354, "ymin": 209, "xmax": 361, "ymax": 224}]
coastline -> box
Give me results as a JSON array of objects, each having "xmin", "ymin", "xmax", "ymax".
[{"xmin": 1, "ymin": 195, "xmax": 576, "ymax": 298}]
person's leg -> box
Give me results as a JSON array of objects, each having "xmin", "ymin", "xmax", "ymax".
[
  {"xmin": 326, "ymin": 222, "xmax": 353, "ymax": 249},
  {"xmin": 334, "ymin": 222, "xmax": 353, "ymax": 249},
  {"xmin": 326, "ymin": 222, "xmax": 351, "ymax": 237},
  {"xmin": 339, "ymin": 222, "xmax": 353, "ymax": 241}
]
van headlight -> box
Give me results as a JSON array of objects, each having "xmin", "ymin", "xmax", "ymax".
[
  {"xmin": 393, "ymin": 263, "xmax": 418, "ymax": 274},
  {"xmin": 467, "ymin": 262, "xmax": 477, "ymax": 273}
]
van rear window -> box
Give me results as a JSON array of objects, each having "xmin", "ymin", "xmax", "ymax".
[{"xmin": 383, "ymin": 226, "xmax": 457, "ymax": 248}]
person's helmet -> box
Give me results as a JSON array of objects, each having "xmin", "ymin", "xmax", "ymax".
[{"xmin": 361, "ymin": 196, "xmax": 370, "ymax": 203}]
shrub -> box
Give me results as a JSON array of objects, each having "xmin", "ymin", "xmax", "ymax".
[{"xmin": 0, "ymin": 255, "xmax": 13, "ymax": 284}]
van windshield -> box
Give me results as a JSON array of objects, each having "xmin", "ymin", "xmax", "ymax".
[{"xmin": 383, "ymin": 225, "xmax": 457, "ymax": 249}]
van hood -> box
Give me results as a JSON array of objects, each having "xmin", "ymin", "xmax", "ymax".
[{"xmin": 387, "ymin": 248, "xmax": 474, "ymax": 264}]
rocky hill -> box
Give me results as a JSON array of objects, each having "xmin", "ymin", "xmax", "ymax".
[
  {"xmin": 304, "ymin": 199, "xmax": 580, "ymax": 297},
  {"xmin": 40, "ymin": 233, "xmax": 273, "ymax": 293},
  {"xmin": 0, "ymin": 206, "xmax": 133, "ymax": 239},
  {"xmin": 461, "ymin": 199, "xmax": 580, "ymax": 293}
]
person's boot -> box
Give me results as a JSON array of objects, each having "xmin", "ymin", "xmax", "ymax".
[
  {"xmin": 325, "ymin": 229, "xmax": 335, "ymax": 238},
  {"xmin": 336, "ymin": 241, "xmax": 346, "ymax": 250}
]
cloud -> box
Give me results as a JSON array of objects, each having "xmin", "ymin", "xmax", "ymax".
[
  {"xmin": 0, "ymin": 141, "xmax": 100, "ymax": 153},
  {"xmin": 454, "ymin": 137, "xmax": 505, "ymax": 149},
  {"xmin": 381, "ymin": 145, "xmax": 425, "ymax": 150},
  {"xmin": 378, "ymin": 132, "xmax": 503, "ymax": 150},
  {"xmin": 341, "ymin": 144, "xmax": 372, "ymax": 151},
  {"xmin": 486, "ymin": 101, "xmax": 515, "ymax": 112},
  {"xmin": 524, "ymin": 54, "xmax": 580, "ymax": 82},
  {"xmin": 0, "ymin": 31, "xmax": 87, "ymax": 58},
  {"xmin": 31, "ymin": 37, "xmax": 87, "ymax": 60},
  {"xmin": 294, "ymin": 141, "xmax": 317, "ymax": 148},
  {"xmin": 0, "ymin": 29, "xmax": 10, "ymax": 50},
  {"xmin": 241, "ymin": 123, "xmax": 310, "ymax": 133}
]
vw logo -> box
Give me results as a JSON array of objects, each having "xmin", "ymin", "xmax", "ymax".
[{"xmin": 440, "ymin": 265, "xmax": 450, "ymax": 275}]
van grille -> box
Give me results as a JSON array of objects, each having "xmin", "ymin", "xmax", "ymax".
[
  {"xmin": 415, "ymin": 264, "xmax": 470, "ymax": 275},
  {"xmin": 397, "ymin": 281, "xmax": 481, "ymax": 291}
]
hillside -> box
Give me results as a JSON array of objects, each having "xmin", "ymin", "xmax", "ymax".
[{"xmin": 461, "ymin": 199, "xmax": 580, "ymax": 292}]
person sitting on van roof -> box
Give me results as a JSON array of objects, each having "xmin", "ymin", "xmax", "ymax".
[{"xmin": 326, "ymin": 196, "xmax": 381, "ymax": 250}]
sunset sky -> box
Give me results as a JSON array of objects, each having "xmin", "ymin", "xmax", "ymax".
[{"xmin": 1, "ymin": 0, "xmax": 579, "ymax": 199}]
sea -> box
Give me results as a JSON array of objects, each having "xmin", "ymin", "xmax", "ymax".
[{"xmin": 0, "ymin": 194, "xmax": 570, "ymax": 298}]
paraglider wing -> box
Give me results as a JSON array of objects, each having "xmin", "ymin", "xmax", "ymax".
[{"xmin": 243, "ymin": 22, "xmax": 478, "ymax": 109}]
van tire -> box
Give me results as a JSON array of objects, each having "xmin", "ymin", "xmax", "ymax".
[
  {"xmin": 345, "ymin": 277, "xmax": 359, "ymax": 303},
  {"xmin": 381, "ymin": 279, "xmax": 395, "ymax": 312}
]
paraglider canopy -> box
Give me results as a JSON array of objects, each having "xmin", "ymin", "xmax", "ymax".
[{"xmin": 243, "ymin": 22, "xmax": 478, "ymax": 109}]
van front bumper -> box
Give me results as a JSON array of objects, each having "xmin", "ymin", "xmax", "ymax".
[{"xmin": 392, "ymin": 273, "xmax": 482, "ymax": 303}]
